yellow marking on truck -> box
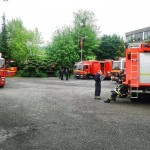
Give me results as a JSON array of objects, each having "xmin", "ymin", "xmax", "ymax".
[{"xmin": 140, "ymin": 73, "xmax": 150, "ymax": 76}]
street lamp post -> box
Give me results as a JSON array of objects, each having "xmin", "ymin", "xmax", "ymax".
[
  {"xmin": 79, "ymin": 36, "xmax": 87, "ymax": 62},
  {"xmin": 80, "ymin": 37, "xmax": 83, "ymax": 62}
]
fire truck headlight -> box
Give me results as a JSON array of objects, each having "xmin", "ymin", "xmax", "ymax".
[{"xmin": 1, "ymin": 77, "xmax": 5, "ymax": 81}]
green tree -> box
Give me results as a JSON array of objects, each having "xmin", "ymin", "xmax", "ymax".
[
  {"xmin": 97, "ymin": 34, "xmax": 125, "ymax": 60},
  {"xmin": 7, "ymin": 18, "xmax": 43, "ymax": 69},
  {"xmin": 73, "ymin": 10, "xmax": 100, "ymax": 60},
  {"xmin": 46, "ymin": 10, "xmax": 101, "ymax": 72},
  {"xmin": 18, "ymin": 55, "xmax": 47, "ymax": 77},
  {"xmin": 46, "ymin": 26, "xmax": 79, "ymax": 69},
  {"xmin": 0, "ymin": 14, "xmax": 9, "ymax": 59}
]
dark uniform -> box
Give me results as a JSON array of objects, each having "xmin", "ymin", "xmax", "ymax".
[
  {"xmin": 117, "ymin": 69, "xmax": 126, "ymax": 84},
  {"xmin": 104, "ymin": 83, "xmax": 128, "ymax": 103},
  {"xmin": 65, "ymin": 69, "xmax": 69, "ymax": 80},
  {"xmin": 104, "ymin": 71, "xmax": 128, "ymax": 103},
  {"xmin": 94, "ymin": 73, "xmax": 101, "ymax": 99}
]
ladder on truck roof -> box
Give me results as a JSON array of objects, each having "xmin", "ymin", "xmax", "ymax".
[{"xmin": 130, "ymin": 50, "xmax": 139, "ymax": 98}]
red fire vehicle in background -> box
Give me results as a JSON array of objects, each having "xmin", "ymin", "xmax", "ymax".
[
  {"xmin": 4, "ymin": 60, "xmax": 17, "ymax": 77},
  {"xmin": 73, "ymin": 60, "xmax": 100, "ymax": 79},
  {"xmin": 0, "ymin": 53, "xmax": 6, "ymax": 87},
  {"xmin": 124, "ymin": 42, "xmax": 150, "ymax": 101},
  {"xmin": 100, "ymin": 59, "xmax": 112, "ymax": 80},
  {"xmin": 73, "ymin": 59, "xmax": 113, "ymax": 80},
  {"xmin": 111, "ymin": 57, "xmax": 125, "ymax": 81},
  {"xmin": 0, "ymin": 53, "xmax": 17, "ymax": 87}
]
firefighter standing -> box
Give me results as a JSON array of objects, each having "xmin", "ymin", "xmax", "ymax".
[
  {"xmin": 94, "ymin": 70, "xmax": 102, "ymax": 99},
  {"xmin": 65, "ymin": 68, "xmax": 69, "ymax": 80}
]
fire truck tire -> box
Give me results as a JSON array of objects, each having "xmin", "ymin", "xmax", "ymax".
[
  {"xmin": 85, "ymin": 75, "xmax": 89, "ymax": 79},
  {"xmin": 74, "ymin": 76, "xmax": 79, "ymax": 79}
]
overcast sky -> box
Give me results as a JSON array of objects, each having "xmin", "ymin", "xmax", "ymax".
[{"xmin": 0, "ymin": 0, "xmax": 150, "ymax": 43}]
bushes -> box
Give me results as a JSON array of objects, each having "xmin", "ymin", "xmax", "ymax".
[
  {"xmin": 18, "ymin": 69, "xmax": 47, "ymax": 77},
  {"xmin": 17, "ymin": 55, "xmax": 47, "ymax": 77}
]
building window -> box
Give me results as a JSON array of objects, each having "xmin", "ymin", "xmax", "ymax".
[
  {"xmin": 132, "ymin": 34, "xmax": 135, "ymax": 40},
  {"xmin": 144, "ymin": 31, "xmax": 148, "ymax": 40},
  {"xmin": 137, "ymin": 32, "xmax": 143, "ymax": 41},
  {"xmin": 148, "ymin": 31, "xmax": 150, "ymax": 38},
  {"xmin": 126, "ymin": 35, "xmax": 131, "ymax": 42},
  {"xmin": 135, "ymin": 33, "xmax": 138, "ymax": 40}
]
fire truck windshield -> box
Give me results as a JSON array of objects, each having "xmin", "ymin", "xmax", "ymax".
[
  {"xmin": 74, "ymin": 65, "xmax": 83, "ymax": 70},
  {"xmin": 0, "ymin": 59, "xmax": 5, "ymax": 68},
  {"xmin": 112, "ymin": 61, "xmax": 121, "ymax": 70}
]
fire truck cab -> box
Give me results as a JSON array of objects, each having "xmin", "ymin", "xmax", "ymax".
[
  {"xmin": 73, "ymin": 60, "xmax": 100, "ymax": 79},
  {"xmin": 111, "ymin": 57, "xmax": 125, "ymax": 81},
  {"xmin": 4, "ymin": 60, "xmax": 17, "ymax": 77},
  {"xmin": 0, "ymin": 53, "xmax": 17, "ymax": 87},
  {"xmin": 0, "ymin": 53, "xmax": 6, "ymax": 87},
  {"xmin": 125, "ymin": 42, "xmax": 150, "ymax": 101}
]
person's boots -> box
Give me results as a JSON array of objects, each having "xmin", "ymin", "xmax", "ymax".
[
  {"xmin": 111, "ymin": 97, "xmax": 116, "ymax": 101},
  {"xmin": 95, "ymin": 96, "xmax": 101, "ymax": 99},
  {"xmin": 104, "ymin": 98, "xmax": 111, "ymax": 103}
]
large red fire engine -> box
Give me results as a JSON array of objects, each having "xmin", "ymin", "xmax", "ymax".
[
  {"xmin": 73, "ymin": 60, "xmax": 100, "ymax": 79},
  {"xmin": 125, "ymin": 43, "xmax": 150, "ymax": 101}
]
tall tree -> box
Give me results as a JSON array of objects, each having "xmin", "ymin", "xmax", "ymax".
[
  {"xmin": 46, "ymin": 26, "xmax": 79, "ymax": 69},
  {"xmin": 46, "ymin": 10, "xmax": 101, "ymax": 71},
  {"xmin": 7, "ymin": 18, "xmax": 43, "ymax": 69},
  {"xmin": 73, "ymin": 10, "xmax": 100, "ymax": 60},
  {"xmin": 0, "ymin": 14, "xmax": 9, "ymax": 59}
]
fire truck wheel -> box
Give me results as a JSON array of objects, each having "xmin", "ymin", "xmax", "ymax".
[
  {"xmin": 74, "ymin": 76, "xmax": 79, "ymax": 79},
  {"xmin": 86, "ymin": 75, "xmax": 89, "ymax": 79}
]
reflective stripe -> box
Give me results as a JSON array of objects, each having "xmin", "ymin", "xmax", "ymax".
[{"xmin": 140, "ymin": 73, "xmax": 150, "ymax": 76}]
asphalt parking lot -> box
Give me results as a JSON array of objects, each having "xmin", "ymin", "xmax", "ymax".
[{"xmin": 0, "ymin": 77, "xmax": 150, "ymax": 150}]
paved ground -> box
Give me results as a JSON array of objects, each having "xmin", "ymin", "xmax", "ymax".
[{"xmin": 0, "ymin": 77, "xmax": 150, "ymax": 150}]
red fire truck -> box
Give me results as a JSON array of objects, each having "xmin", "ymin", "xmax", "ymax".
[
  {"xmin": 73, "ymin": 60, "xmax": 100, "ymax": 79},
  {"xmin": 0, "ymin": 53, "xmax": 17, "ymax": 87},
  {"xmin": 4, "ymin": 60, "xmax": 17, "ymax": 77},
  {"xmin": 124, "ymin": 43, "xmax": 150, "ymax": 101},
  {"xmin": 100, "ymin": 59, "xmax": 112, "ymax": 80},
  {"xmin": 0, "ymin": 53, "xmax": 6, "ymax": 87},
  {"xmin": 111, "ymin": 57, "xmax": 125, "ymax": 81}
]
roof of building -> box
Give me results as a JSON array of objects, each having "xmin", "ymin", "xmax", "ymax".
[{"xmin": 125, "ymin": 26, "xmax": 150, "ymax": 36}]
